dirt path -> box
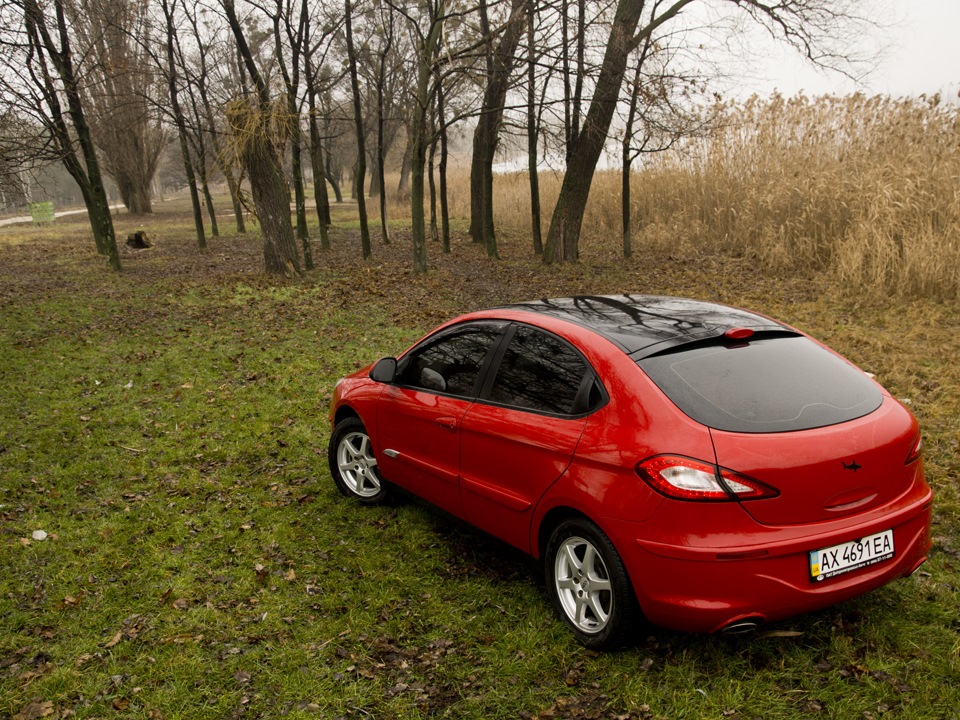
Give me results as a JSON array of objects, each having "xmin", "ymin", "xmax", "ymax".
[{"xmin": 0, "ymin": 205, "xmax": 123, "ymax": 227}]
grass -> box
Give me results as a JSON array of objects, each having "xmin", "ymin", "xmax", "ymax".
[{"xmin": 1, "ymin": 201, "xmax": 959, "ymax": 720}]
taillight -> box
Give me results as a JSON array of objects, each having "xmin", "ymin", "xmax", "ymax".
[
  {"xmin": 905, "ymin": 434, "xmax": 923, "ymax": 464},
  {"xmin": 636, "ymin": 455, "xmax": 779, "ymax": 502}
]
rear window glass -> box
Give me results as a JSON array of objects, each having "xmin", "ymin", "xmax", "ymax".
[{"xmin": 638, "ymin": 336, "xmax": 883, "ymax": 433}]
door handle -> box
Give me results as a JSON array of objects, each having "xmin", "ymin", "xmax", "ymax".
[{"xmin": 435, "ymin": 416, "xmax": 458, "ymax": 432}]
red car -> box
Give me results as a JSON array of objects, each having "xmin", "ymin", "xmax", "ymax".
[{"xmin": 328, "ymin": 295, "xmax": 932, "ymax": 648}]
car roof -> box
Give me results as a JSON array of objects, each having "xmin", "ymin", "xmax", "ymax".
[{"xmin": 497, "ymin": 295, "xmax": 790, "ymax": 358}]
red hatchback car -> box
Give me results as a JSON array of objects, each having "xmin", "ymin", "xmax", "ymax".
[{"xmin": 328, "ymin": 295, "xmax": 932, "ymax": 648}]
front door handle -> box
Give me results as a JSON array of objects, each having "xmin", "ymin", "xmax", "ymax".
[{"xmin": 435, "ymin": 416, "xmax": 458, "ymax": 432}]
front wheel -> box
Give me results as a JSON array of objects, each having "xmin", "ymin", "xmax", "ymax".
[
  {"xmin": 545, "ymin": 518, "xmax": 636, "ymax": 650},
  {"xmin": 328, "ymin": 417, "xmax": 390, "ymax": 505}
]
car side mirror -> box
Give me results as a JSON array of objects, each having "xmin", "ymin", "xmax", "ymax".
[{"xmin": 370, "ymin": 357, "xmax": 398, "ymax": 383}]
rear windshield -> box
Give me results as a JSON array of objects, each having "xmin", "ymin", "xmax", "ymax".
[{"xmin": 638, "ymin": 336, "xmax": 883, "ymax": 433}]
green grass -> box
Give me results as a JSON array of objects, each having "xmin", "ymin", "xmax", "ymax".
[{"xmin": 1, "ymin": 205, "xmax": 958, "ymax": 719}]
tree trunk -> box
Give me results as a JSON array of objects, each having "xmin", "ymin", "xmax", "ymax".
[
  {"xmin": 397, "ymin": 121, "xmax": 413, "ymax": 200},
  {"xmin": 238, "ymin": 106, "xmax": 301, "ymax": 275},
  {"xmin": 409, "ymin": 4, "xmax": 444, "ymax": 274},
  {"xmin": 376, "ymin": 22, "xmax": 392, "ymax": 246},
  {"xmin": 223, "ymin": 0, "xmax": 300, "ymax": 276},
  {"xmin": 307, "ymin": 87, "xmax": 331, "ymax": 249},
  {"xmin": 127, "ymin": 181, "xmax": 153, "ymax": 215},
  {"xmin": 437, "ymin": 76, "xmax": 450, "ymax": 253},
  {"xmin": 345, "ymin": 0, "xmax": 371, "ymax": 259},
  {"xmin": 291, "ymin": 127, "xmax": 312, "ymax": 269},
  {"xmin": 468, "ymin": 0, "xmax": 526, "ymax": 258},
  {"xmin": 199, "ymin": 163, "xmax": 220, "ymax": 239},
  {"xmin": 621, "ymin": 55, "xmax": 644, "ymax": 259},
  {"xmin": 411, "ymin": 143, "xmax": 427, "ymax": 273},
  {"xmin": 621, "ymin": 149, "xmax": 633, "ymax": 259},
  {"xmin": 527, "ymin": 0, "xmax": 542, "ymax": 255},
  {"xmin": 227, "ymin": 170, "xmax": 246, "ymax": 234},
  {"xmin": 544, "ymin": 0, "xmax": 662, "ymax": 263},
  {"xmin": 326, "ymin": 158, "xmax": 343, "ymax": 203},
  {"xmin": 428, "ymin": 130, "xmax": 439, "ymax": 244}
]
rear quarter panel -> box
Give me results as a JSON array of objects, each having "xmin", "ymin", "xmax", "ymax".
[{"xmin": 528, "ymin": 330, "xmax": 717, "ymax": 557}]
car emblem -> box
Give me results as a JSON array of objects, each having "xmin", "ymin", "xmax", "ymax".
[{"xmin": 842, "ymin": 460, "xmax": 862, "ymax": 472}]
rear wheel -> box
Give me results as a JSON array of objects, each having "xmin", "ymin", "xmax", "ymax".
[
  {"xmin": 545, "ymin": 518, "xmax": 635, "ymax": 650},
  {"xmin": 328, "ymin": 417, "xmax": 390, "ymax": 505}
]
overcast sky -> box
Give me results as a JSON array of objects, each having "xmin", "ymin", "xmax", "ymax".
[{"xmin": 736, "ymin": 0, "xmax": 960, "ymax": 98}]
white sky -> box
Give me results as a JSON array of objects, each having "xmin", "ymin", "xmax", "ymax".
[{"xmin": 735, "ymin": 0, "xmax": 960, "ymax": 98}]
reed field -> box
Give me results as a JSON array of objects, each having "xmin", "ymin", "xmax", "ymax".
[{"xmin": 479, "ymin": 94, "xmax": 960, "ymax": 301}]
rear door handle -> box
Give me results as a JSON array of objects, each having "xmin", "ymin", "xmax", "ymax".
[{"xmin": 435, "ymin": 416, "xmax": 458, "ymax": 432}]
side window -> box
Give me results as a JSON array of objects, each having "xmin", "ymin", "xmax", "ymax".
[
  {"xmin": 488, "ymin": 325, "xmax": 590, "ymax": 415},
  {"xmin": 397, "ymin": 327, "xmax": 499, "ymax": 398}
]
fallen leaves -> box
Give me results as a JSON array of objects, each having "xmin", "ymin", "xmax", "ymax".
[
  {"xmin": 838, "ymin": 663, "xmax": 913, "ymax": 693},
  {"xmin": 58, "ymin": 591, "xmax": 85, "ymax": 609},
  {"xmin": 12, "ymin": 699, "xmax": 53, "ymax": 720},
  {"xmin": 524, "ymin": 695, "xmax": 652, "ymax": 720},
  {"xmin": 102, "ymin": 615, "xmax": 150, "ymax": 649}
]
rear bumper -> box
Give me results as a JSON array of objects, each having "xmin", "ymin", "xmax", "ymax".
[{"xmin": 608, "ymin": 491, "xmax": 933, "ymax": 633}]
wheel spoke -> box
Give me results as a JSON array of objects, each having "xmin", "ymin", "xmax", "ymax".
[
  {"xmin": 575, "ymin": 594, "xmax": 592, "ymax": 626},
  {"xmin": 587, "ymin": 593, "xmax": 609, "ymax": 624},
  {"xmin": 590, "ymin": 577, "xmax": 612, "ymax": 593},
  {"xmin": 358, "ymin": 435, "xmax": 371, "ymax": 458},
  {"xmin": 557, "ymin": 576, "xmax": 578, "ymax": 592},
  {"xmin": 582, "ymin": 544, "xmax": 598, "ymax": 575},
  {"xmin": 562, "ymin": 542, "xmax": 583, "ymax": 573}
]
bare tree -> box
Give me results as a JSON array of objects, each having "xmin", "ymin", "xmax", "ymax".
[
  {"xmin": 181, "ymin": 3, "xmax": 247, "ymax": 234},
  {"xmin": 373, "ymin": 0, "xmax": 397, "ymax": 245},
  {"xmin": 0, "ymin": 113, "xmax": 29, "ymax": 209},
  {"xmin": 273, "ymin": 0, "xmax": 313, "ymax": 268},
  {"xmin": 544, "ymin": 0, "xmax": 870, "ymax": 263},
  {"xmin": 159, "ymin": 0, "xmax": 206, "ymax": 248},
  {"xmin": 344, "ymin": 0, "xmax": 372, "ymax": 259},
  {"xmin": 468, "ymin": 0, "xmax": 526, "ymax": 259},
  {"xmin": 304, "ymin": 18, "xmax": 340, "ymax": 250},
  {"xmin": 222, "ymin": 0, "xmax": 301, "ymax": 276},
  {"xmin": 620, "ymin": 38, "xmax": 712, "ymax": 257},
  {"xmin": 68, "ymin": 0, "xmax": 166, "ymax": 215},
  {"xmin": 404, "ymin": 0, "xmax": 446, "ymax": 273},
  {"xmin": 525, "ymin": 0, "xmax": 543, "ymax": 254},
  {"xmin": 0, "ymin": 0, "xmax": 121, "ymax": 269}
]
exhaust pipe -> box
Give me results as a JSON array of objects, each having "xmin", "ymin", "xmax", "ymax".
[{"xmin": 720, "ymin": 617, "xmax": 762, "ymax": 635}]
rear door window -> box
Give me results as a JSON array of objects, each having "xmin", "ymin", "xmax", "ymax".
[
  {"xmin": 486, "ymin": 325, "xmax": 597, "ymax": 416},
  {"xmin": 638, "ymin": 336, "xmax": 883, "ymax": 433}
]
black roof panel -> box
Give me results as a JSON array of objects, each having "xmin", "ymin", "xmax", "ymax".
[{"xmin": 499, "ymin": 295, "xmax": 790, "ymax": 358}]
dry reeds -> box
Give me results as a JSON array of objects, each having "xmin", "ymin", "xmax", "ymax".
[{"xmin": 481, "ymin": 94, "xmax": 960, "ymax": 301}]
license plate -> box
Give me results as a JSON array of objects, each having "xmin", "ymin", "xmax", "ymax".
[{"xmin": 809, "ymin": 529, "xmax": 895, "ymax": 582}]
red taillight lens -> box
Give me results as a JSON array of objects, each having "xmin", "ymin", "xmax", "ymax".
[
  {"xmin": 636, "ymin": 455, "xmax": 779, "ymax": 502},
  {"xmin": 905, "ymin": 434, "xmax": 923, "ymax": 464}
]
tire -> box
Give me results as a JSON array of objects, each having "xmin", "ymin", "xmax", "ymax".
[
  {"xmin": 545, "ymin": 518, "xmax": 635, "ymax": 650},
  {"xmin": 328, "ymin": 417, "xmax": 390, "ymax": 505}
]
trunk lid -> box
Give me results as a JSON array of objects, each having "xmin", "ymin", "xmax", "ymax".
[{"xmin": 710, "ymin": 398, "xmax": 920, "ymax": 526}]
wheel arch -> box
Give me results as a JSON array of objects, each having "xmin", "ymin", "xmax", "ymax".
[
  {"xmin": 535, "ymin": 506, "xmax": 593, "ymax": 561},
  {"xmin": 333, "ymin": 404, "xmax": 360, "ymax": 428}
]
